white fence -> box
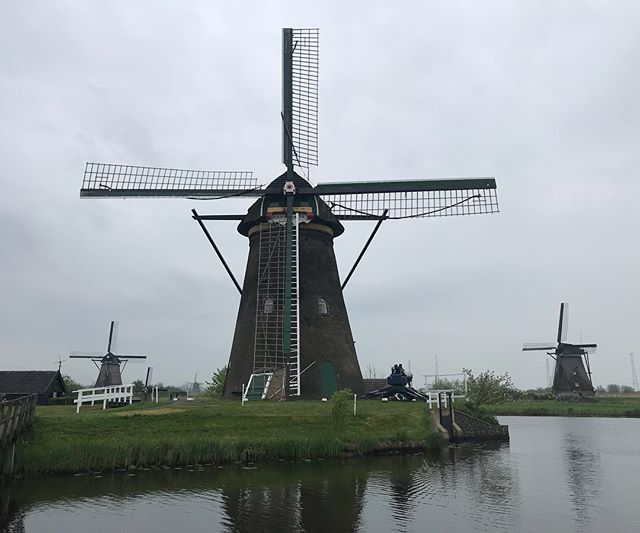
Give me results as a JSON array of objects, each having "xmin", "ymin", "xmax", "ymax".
[
  {"xmin": 73, "ymin": 384, "xmax": 133, "ymax": 413},
  {"xmin": 425, "ymin": 390, "xmax": 466, "ymax": 409}
]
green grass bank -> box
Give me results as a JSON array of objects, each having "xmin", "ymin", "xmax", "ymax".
[
  {"xmin": 484, "ymin": 397, "xmax": 640, "ymax": 418},
  {"xmin": 11, "ymin": 399, "xmax": 441, "ymax": 477}
]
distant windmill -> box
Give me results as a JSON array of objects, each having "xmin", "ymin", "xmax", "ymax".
[
  {"xmin": 523, "ymin": 303, "xmax": 597, "ymax": 398},
  {"xmin": 191, "ymin": 373, "xmax": 201, "ymax": 394},
  {"xmin": 79, "ymin": 28, "xmax": 499, "ymax": 399},
  {"xmin": 142, "ymin": 366, "xmax": 154, "ymax": 401},
  {"xmin": 55, "ymin": 356, "xmax": 67, "ymax": 373},
  {"xmin": 70, "ymin": 321, "xmax": 147, "ymax": 387}
]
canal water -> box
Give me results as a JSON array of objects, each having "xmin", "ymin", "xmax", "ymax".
[{"xmin": 2, "ymin": 416, "xmax": 639, "ymax": 532}]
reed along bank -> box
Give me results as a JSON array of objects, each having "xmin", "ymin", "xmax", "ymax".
[{"xmin": 11, "ymin": 399, "xmax": 442, "ymax": 476}]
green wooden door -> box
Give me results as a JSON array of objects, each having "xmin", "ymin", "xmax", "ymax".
[{"xmin": 320, "ymin": 361, "xmax": 338, "ymax": 398}]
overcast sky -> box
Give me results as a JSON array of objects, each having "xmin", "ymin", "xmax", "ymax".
[{"xmin": 1, "ymin": 1, "xmax": 639, "ymax": 390}]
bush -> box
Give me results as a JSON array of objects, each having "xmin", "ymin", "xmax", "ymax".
[
  {"xmin": 463, "ymin": 368, "xmax": 514, "ymax": 409},
  {"xmin": 330, "ymin": 389, "xmax": 353, "ymax": 429},
  {"xmin": 47, "ymin": 396, "xmax": 74, "ymax": 406},
  {"xmin": 424, "ymin": 431, "xmax": 444, "ymax": 450},
  {"xmin": 205, "ymin": 367, "xmax": 228, "ymax": 399}
]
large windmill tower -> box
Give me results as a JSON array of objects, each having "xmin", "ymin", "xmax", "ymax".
[
  {"xmin": 523, "ymin": 303, "xmax": 597, "ymax": 398},
  {"xmin": 80, "ymin": 28, "xmax": 499, "ymax": 399}
]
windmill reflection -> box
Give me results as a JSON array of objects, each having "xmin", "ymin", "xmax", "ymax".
[
  {"xmin": 219, "ymin": 462, "xmax": 367, "ymax": 533},
  {"xmin": 562, "ymin": 431, "xmax": 602, "ymax": 528}
]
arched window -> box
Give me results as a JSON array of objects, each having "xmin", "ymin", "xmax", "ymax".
[
  {"xmin": 264, "ymin": 297, "xmax": 274, "ymax": 315},
  {"xmin": 318, "ymin": 297, "xmax": 328, "ymax": 315}
]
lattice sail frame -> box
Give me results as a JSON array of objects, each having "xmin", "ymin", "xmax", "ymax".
[
  {"xmin": 322, "ymin": 188, "xmax": 498, "ymax": 220},
  {"xmin": 81, "ymin": 163, "xmax": 257, "ymax": 197},
  {"xmin": 282, "ymin": 28, "xmax": 319, "ymax": 172}
]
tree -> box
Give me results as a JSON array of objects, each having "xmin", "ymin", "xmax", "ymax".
[
  {"xmin": 205, "ymin": 366, "xmax": 228, "ymax": 399},
  {"xmin": 62, "ymin": 375, "xmax": 84, "ymax": 394},
  {"xmin": 606, "ymin": 384, "xmax": 621, "ymax": 393},
  {"xmin": 432, "ymin": 377, "xmax": 466, "ymax": 395},
  {"xmin": 132, "ymin": 379, "xmax": 144, "ymax": 397},
  {"xmin": 463, "ymin": 368, "xmax": 514, "ymax": 410},
  {"xmin": 621, "ymin": 385, "xmax": 634, "ymax": 393}
]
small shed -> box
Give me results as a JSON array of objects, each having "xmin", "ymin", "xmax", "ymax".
[
  {"xmin": 0, "ymin": 370, "xmax": 67, "ymax": 405},
  {"xmin": 362, "ymin": 378, "xmax": 388, "ymax": 395}
]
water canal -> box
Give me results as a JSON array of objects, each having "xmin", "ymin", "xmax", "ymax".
[{"xmin": 2, "ymin": 416, "xmax": 639, "ymax": 532}]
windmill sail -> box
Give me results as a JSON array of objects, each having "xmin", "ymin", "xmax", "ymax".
[
  {"xmin": 282, "ymin": 28, "xmax": 319, "ymax": 172},
  {"xmin": 107, "ymin": 321, "xmax": 119, "ymax": 354},
  {"xmin": 80, "ymin": 163, "xmax": 259, "ymax": 198},
  {"xmin": 314, "ymin": 178, "xmax": 498, "ymax": 220},
  {"xmin": 522, "ymin": 342, "xmax": 557, "ymax": 351},
  {"xmin": 557, "ymin": 302, "xmax": 569, "ymax": 343}
]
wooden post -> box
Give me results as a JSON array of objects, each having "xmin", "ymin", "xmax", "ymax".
[
  {"xmin": 9, "ymin": 442, "xmax": 15, "ymax": 476},
  {"xmin": 353, "ymin": 393, "xmax": 357, "ymax": 416}
]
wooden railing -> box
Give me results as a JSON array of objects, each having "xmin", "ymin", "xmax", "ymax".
[
  {"xmin": 74, "ymin": 384, "xmax": 133, "ymax": 413},
  {"xmin": 425, "ymin": 390, "xmax": 465, "ymax": 409},
  {"xmin": 0, "ymin": 394, "xmax": 37, "ymax": 449}
]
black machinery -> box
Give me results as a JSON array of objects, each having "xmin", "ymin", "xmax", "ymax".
[{"xmin": 366, "ymin": 364, "xmax": 428, "ymax": 401}]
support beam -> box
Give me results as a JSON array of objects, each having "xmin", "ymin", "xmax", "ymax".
[
  {"xmin": 192, "ymin": 209, "xmax": 243, "ymax": 295},
  {"xmin": 341, "ymin": 209, "xmax": 389, "ymax": 290}
]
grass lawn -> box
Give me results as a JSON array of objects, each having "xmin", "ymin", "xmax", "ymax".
[
  {"xmin": 484, "ymin": 397, "xmax": 640, "ymax": 418},
  {"xmin": 14, "ymin": 399, "xmax": 438, "ymax": 476}
]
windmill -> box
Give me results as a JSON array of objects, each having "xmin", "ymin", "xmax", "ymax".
[
  {"xmin": 142, "ymin": 366, "xmax": 154, "ymax": 401},
  {"xmin": 54, "ymin": 356, "xmax": 67, "ymax": 372},
  {"xmin": 70, "ymin": 321, "xmax": 147, "ymax": 387},
  {"xmin": 191, "ymin": 373, "xmax": 201, "ymax": 394},
  {"xmin": 79, "ymin": 28, "xmax": 499, "ymax": 400},
  {"xmin": 523, "ymin": 303, "xmax": 597, "ymax": 398}
]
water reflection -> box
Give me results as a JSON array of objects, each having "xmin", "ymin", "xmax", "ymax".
[
  {"xmin": 2, "ymin": 418, "xmax": 639, "ymax": 532},
  {"xmin": 218, "ymin": 463, "xmax": 368, "ymax": 532},
  {"xmin": 562, "ymin": 426, "xmax": 602, "ymax": 529}
]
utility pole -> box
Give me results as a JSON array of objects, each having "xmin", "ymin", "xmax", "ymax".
[{"xmin": 631, "ymin": 353, "xmax": 639, "ymax": 392}]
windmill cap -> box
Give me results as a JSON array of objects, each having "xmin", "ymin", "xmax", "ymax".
[{"xmin": 237, "ymin": 171, "xmax": 344, "ymax": 237}]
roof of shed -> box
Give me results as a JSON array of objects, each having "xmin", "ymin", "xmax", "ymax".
[
  {"xmin": 362, "ymin": 378, "xmax": 387, "ymax": 394},
  {"xmin": 0, "ymin": 370, "xmax": 66, "ymax": 395}
]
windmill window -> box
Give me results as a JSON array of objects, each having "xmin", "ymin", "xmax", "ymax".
[
  {"xmin": 318, "ymin": 297, "xmax": 328, "ymax": 315},
  {"xmin": 264, "ymin": 297, "xmax": 274, "ymax": 315}
]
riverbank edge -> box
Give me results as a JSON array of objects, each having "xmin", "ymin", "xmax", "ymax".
[
  {"xmin": 483, "ymin": 400, "xmax": 640, "ymax": 418},
  {"xmin": 4, "ymin": 435, "xmax": 443, "ymax": 478},
  {"xmin": 3, "ymin": 399, "xmax": 452, "ymax": 478}
]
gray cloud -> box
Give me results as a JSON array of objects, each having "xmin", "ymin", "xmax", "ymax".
[{"xmin": 1, "ymin": 1, "xmax": 639, "ymax": 389}]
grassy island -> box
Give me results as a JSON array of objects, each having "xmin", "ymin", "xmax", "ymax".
[
  {"xmin": 13, "ymin": 399, "xmax": 440, "ymax": 476},
  {"xmin": 483, "ymin": 397, "xmax": 640, "ymax": 418}
]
